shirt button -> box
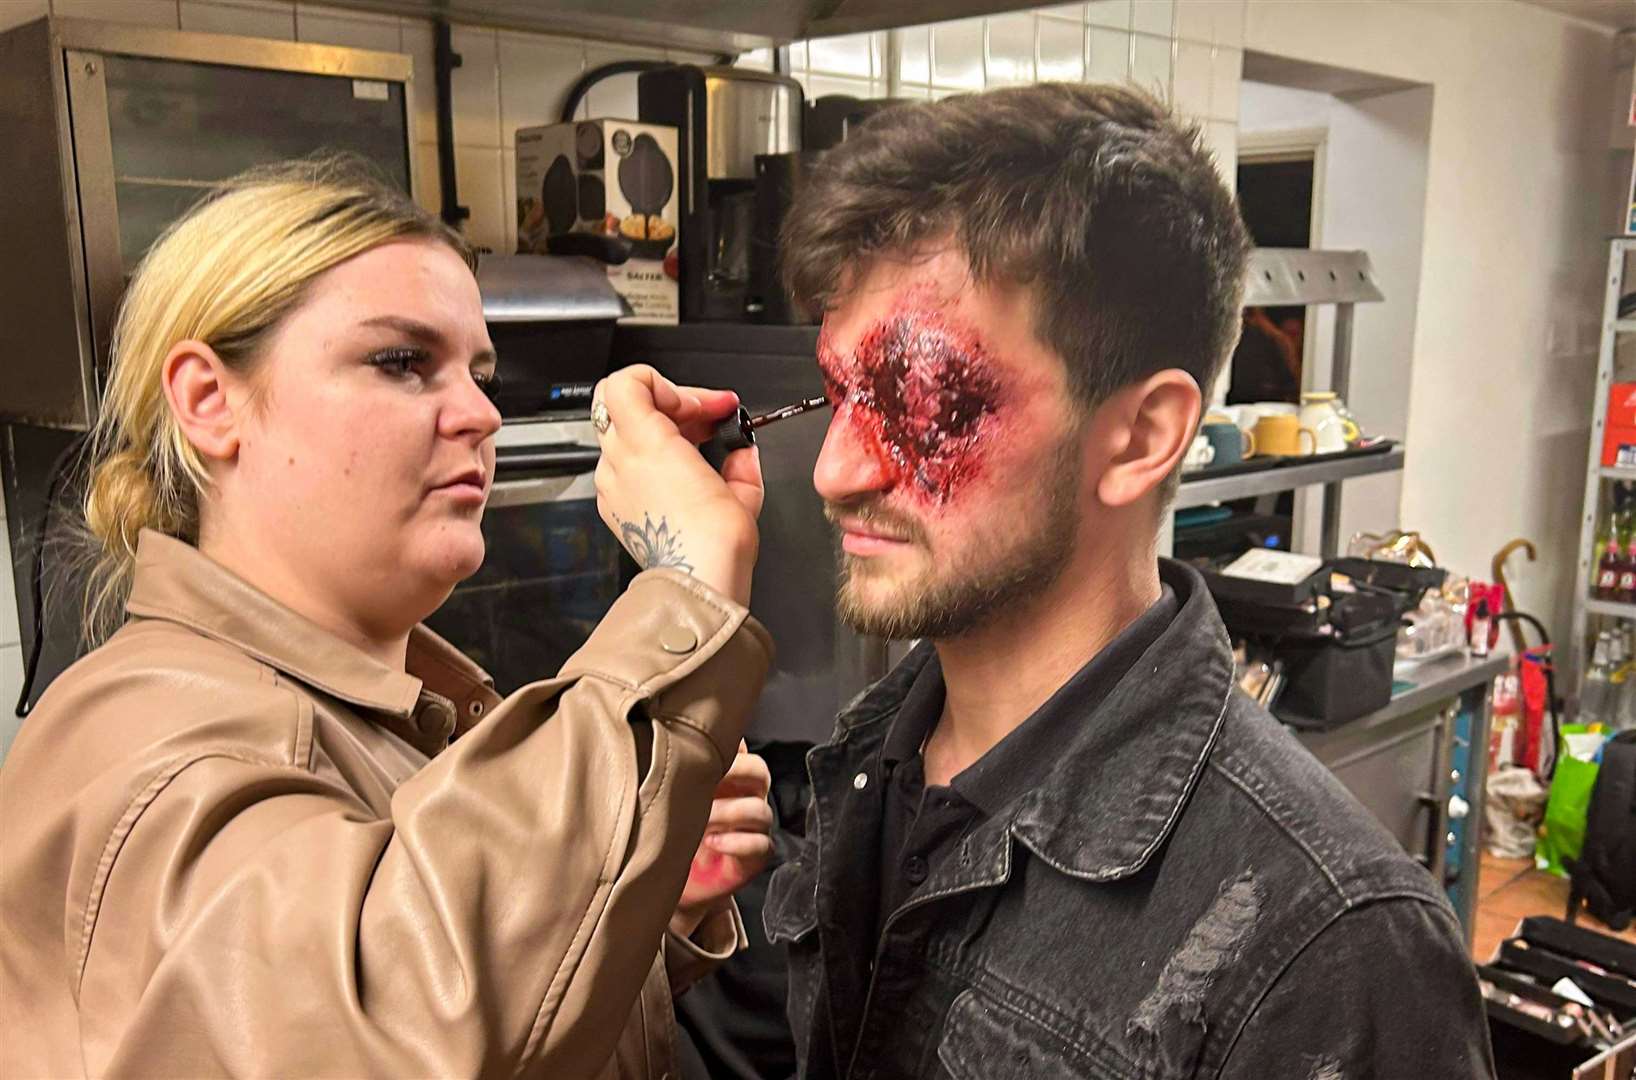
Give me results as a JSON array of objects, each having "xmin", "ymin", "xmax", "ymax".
[
  {"xmin": 904, "ymin": 854, "xmax": 929, "ymax": 884},
  {"xmin": 853, "ymin": 772, "xmax": 869, "ymax": 790},
  {"xmin": 659, "ymin": 626, "xmax": 698, "ymax": 654}
]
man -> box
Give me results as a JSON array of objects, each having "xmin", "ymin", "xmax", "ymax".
[{"xmin": 764, "ymin": 83, "xmax": 1493, "ymax": 1079}]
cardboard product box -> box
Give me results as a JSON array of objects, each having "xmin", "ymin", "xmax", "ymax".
[
  {"xmin": 1608, "ymin": 382, "xmax": 1636, "ymax": 429},
  {"xmin": 1602, "ymin": 423, "xmax": 1636, "ymax": 467},
  {"xmin": 516, "ymin": 119, "xmax": 679, "ymax": 324}
]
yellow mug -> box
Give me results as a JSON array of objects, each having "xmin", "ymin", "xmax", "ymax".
[{"xmin": 1254, "ymin": 413, "xmax": 1318, "ymax": 456}]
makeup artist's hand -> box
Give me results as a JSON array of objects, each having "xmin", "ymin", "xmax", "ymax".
[
  {"xmin": 671, "ymin": 742, "xmax": 774, "ymax": 939},
  {"xmin": 593, "ymin": 365, "xmax": 764, "ymax": 605}
]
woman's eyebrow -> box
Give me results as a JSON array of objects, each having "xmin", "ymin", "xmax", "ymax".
[{"xmin": 358, "ymin": 314, "xmax": 497, "ymax": 365}]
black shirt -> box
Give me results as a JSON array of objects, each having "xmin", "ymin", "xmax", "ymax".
[{"xmin": 874, "ymin": 585, "xmax": 1180, "ymax": 939}]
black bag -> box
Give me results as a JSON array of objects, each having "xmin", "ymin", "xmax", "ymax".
[{"xmin": 1568, "ymin": 729, "xmax": 1636, "ymax": 932}]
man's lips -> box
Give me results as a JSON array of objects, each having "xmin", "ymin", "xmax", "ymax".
[{"xmin": 833, "ymin": 516, "xmax": 915, "ymax": 556}]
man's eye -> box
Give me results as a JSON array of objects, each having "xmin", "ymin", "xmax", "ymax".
[{"xmin": 367, "ymin": 346, "xmax": 428, "ymax": 377}]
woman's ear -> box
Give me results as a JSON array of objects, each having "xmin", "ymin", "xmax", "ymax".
[
  {"xmin": 1094, "ymin": 369, "xmax": 1202, "ymax": 509},
  {"xmin": 161, "ymin": 341, "xmax": 241, "ymax": 464}
]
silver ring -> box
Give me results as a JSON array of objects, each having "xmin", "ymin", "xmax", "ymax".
[{"xmin": 591, "ymin": 400, "xmax": 611, "ymax": 435}]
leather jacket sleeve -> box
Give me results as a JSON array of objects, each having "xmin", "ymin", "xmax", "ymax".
[{"xmin": 74, "ymin": 569, "xmax": 773, "ymax": 1078}]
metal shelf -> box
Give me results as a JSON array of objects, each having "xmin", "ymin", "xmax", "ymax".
[
  {"xmin": 1175, "ymin": 447, "xmax": 1405, "ymax": 510},
  {"xmin": 1586, "ymin": 598, "xmax": 1636, "ymax": 620},
  {"xmin": 1242, "ymin": 249, "xmax": 1384, "ymax": 307},
  {"xmin": 1600, "ymin": 465, "xmax": 1636, "ymax": 480},
  {"xmin": 1616, "ymin": 319, "xmax": 1636, "ymax": 333}
]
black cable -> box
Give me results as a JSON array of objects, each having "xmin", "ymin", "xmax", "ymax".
[
  {"xmin": 15, "ymin": 434, "xmax": 89, "ymax": 719},
  {"xmin": 559, "ymin": 60, "xmax": 672, "ymax": 124}
]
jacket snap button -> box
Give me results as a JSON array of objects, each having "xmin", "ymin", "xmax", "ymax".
[
  {"xmin": 853, "ymin": 772, "xmax": 868, "ymax": 790},
  {"xmin": 467, "ymin": 700, "xmax": 485, "ymax": 717},
  {"xmin": 659, "ymin": 626, "xmax": 698, "ymax": 654}
]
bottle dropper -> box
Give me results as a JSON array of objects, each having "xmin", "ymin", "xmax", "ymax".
[{"xmin": 701, "ymin": 396, "xmax": 830, "ymax": 468}]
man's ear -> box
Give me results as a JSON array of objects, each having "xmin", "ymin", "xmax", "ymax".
[
  {"xmin": 161, "ymin": 341, "xmax": 241, "ymax": 465},
  {"xmin": 1094, "ymin": 369, "xmax": 1202, "ymax": 509}
]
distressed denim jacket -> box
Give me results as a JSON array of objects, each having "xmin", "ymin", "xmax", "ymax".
[{"xmin": 765, "ymin": 560, "xmax": 1495, "ymax": 1080}]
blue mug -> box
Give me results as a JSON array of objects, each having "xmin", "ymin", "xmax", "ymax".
[{"xmin": 1201, "ymin": 421, "xmax": 1255, "ymax": 466}]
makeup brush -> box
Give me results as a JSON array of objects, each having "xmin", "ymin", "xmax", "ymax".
[{"xmin": 701, "ymin": 396, "xmax": 830, "ymax": 468}]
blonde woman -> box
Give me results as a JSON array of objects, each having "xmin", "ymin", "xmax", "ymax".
[{"xmin": 0, "ymin": 160, "xmax": 776, "ymax": 1078}]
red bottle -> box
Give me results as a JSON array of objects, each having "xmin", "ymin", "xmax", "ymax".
[{"xmin": 1619, "ymin": 538, "xmax": 1636, "ymax": 603}]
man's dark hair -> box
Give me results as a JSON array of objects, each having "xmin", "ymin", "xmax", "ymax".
[{"xmin": 782, "ymin": 83, "xmax": 1250, "ymax": 418}]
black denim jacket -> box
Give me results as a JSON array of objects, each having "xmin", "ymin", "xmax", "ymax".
[{"xmin": 765, "ymin": 560, "xmax": 1495, "ymax": 1079}]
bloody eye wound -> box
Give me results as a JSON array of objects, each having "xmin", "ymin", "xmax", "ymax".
[{"xmin": 818, "ymin": 302, "xmax": 1004, "ymax": 503}]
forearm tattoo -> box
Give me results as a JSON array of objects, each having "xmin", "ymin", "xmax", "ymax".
[{"xmin": 613, "ymin": 513, "xmax": 694, "ymax": 574}]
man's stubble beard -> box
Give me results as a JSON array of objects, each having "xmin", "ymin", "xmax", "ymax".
[{"xmin": 833, "ymin": 433, "xmax": 1083, "ymax": 641}]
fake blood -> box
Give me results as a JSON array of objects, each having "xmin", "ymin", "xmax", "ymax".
[{"xmin": 818, "ymin": 303, "xmax": 1004, "ymax": 504}]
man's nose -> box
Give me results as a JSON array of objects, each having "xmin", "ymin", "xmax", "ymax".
[{"xmin": 813, "ymin": 410, "xmax": 893, "ymax": 503}]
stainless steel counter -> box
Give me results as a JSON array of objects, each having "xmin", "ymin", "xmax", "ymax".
[{"xmin": 1289, "ymin": 650, "xmax": 1509, "ymax": 952}]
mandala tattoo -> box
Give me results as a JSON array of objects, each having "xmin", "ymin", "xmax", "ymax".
[{"xmin": 615, "ymin": 513, "xmax": 694, "ymax": 573}]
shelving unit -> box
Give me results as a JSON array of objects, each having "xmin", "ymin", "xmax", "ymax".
[
  {"xmin": 1568, "ymin": 238, "xmax": 1636, "ymax": 690},
  {"xmin": 1171, "ymin": 248, "xmax": 1394, "ymax": 558}
]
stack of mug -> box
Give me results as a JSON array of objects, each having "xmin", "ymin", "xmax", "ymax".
[{"xmin": 1185, "ymin": 392, "xmax": 1363, "ymax": 471}]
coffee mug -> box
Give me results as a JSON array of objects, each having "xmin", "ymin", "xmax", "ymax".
[
  {"xmin": 1202, "ymin": 421, "xmax": 1256, "ymax": 466},
  {"xmin": 1253, "ymin": 413, "xmax": 1317, "ymax": 457}
]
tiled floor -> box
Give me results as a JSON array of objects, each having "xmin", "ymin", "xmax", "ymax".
[{"xmin": 1472, "ymin": 850, "xmax": 1636, "ymax": 963}]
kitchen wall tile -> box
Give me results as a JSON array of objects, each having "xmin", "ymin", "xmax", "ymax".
[
  {"xmin": 1172, "ymin": 0, "xmax": 1213, "ymax": 44},
  {"xmin": 450, "ymin": 25, "xmax": 500, "ymax": 148},
  {"xmin": 1, "ymin": 644, "xmax": 22, "ymax": 764},
  {"xmin": 1213, "ymin": 0, "xmax": 1244, "ymax": 48},
  {"xmin": 1130, "ymin": 0, "xmax": 1172, "ymax": 37},
  {"xmin": 666, "ymin": 48, "xmax": 718, "ymax": 66},
  {"xmin": 1172, "ymin": 38, "xmax": 1211, "ymax": 119},
  {"xmin": 1209, "ymin": 44, "xmax": 1240, "ymax": 121},
  {"xmin": 1037, "ymin": 4, "xmax": 1083, "ymax": 22},
  {"xmin": 807, "ymin": 32, "xmax": 873, "ymax": 78},
  {"xmin": 733, "ymin": 47, "xmax": 773, "ymax": 71},
  {"xmin": 787, "ymin": 40, "xmax": 807, "ymax": 73},
  {"xmin": 893, "ymin": 83, "xmax": 931, "ymax": 100},
  {"xmin": 501, "ymin": 148, "xmax": 517, "ymax": 253},
  {"xmin": 454, "ymin": 145, "xmax": 504, "ymax": 253},
  {"xmin": 412, "ymin": 140, "xmax": 441, "ymax": 217},
  {"xmin": 896, "ymin": 25, "xmax": 930, "ymax": 86},
  {"xmin": 1130, "ymin": 32, "xmax": 1171, "ymax": 99},
  {"xmin": 1085, "ymin": 0, "xmax": 1131, "ymax": 30},
  {"xmin": 931, "ymin": 17, "xmax": 984, "ymax": 90},
  {"xmin": 401, "ymin": 19, "xmax": 437, "ymax": 147},
  {"xmin": 791, "ymin": 71, "xmax": 810, "ymax": 97},
  {"xmin": 1036, "ymin": 15, "xmax": 1084, "ymax": 83},
  {"xmin": 807, "ymin": 73, "xmax": 874, "ymax": 102},
  {"xmin": 1, "ymin": 0, "xmax": 48, "ymax": 32},
  {"xmin": 984, "ymin": 11, "xmax": 1035, "ymax": 87},
  {"xmin": 497, "ymin": 31, "xmax": 583, "ymax": 147},
  {"xmin": 930, "ymin": 85, "xmax": 967, "ymax": 101},
  {"xmin": 1204, "ymin": 119, "xmax": 1235, "ymax": 188},
  {"xmin": 580, "ymin": 43, "xmax": 664, "ymax": 120},
  {"xmin": 1085, "ymin": 26, "xmax": 1129, "ymax": 84},
  {"xmin": 294, "ymin": 2, "xmax": 398, "ymax": 52},
  {"xmin": 179, "ymin": 0, "xmax": 294, "ymax": 40},
  {"xmin": 51, "ymin": 0, "xmax": 178, "ymax": 27}
]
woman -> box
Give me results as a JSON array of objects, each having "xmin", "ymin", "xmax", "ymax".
[{"xmin": 0, "ymin": 160, "xmax": 776, "ymax": 1078}]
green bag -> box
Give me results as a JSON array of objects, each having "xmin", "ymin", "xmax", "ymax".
[{"xmin": 1537, "ymin": 723, "xmax": 1606, "ymax": 877}]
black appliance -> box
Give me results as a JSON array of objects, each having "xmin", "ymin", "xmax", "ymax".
[
  {"xmin": 747, "ymin": 151, "xmax": 821, "ymax": 326},
  {"xmin": 802, "ymin": 94, "xmax": 913, "ymax": 150},
  {"xmin": 636, "ymin": 66, "xmax": 804, "ymax": 323}
]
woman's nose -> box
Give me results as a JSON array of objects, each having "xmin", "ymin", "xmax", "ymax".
[
  {"xmin": 442, "ymin": 372, "xmax": 502, "ymax": 442},
  {"xmin": 813, "ymin": 410, "xmax": 893, "ymax": 504}
]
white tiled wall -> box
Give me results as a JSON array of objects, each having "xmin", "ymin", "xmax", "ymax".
[{"xmin": 788, "ymin": 1, "xmax": 1241, "ymax": 185}]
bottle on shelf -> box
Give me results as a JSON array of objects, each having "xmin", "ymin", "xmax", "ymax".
[
  {"xmin": 1582, "ymin": 631, "xmax": 1615, "ymax": 727},
  {"xmin": 1596, "ymin": 487, "xmax": 1623, "ymax": 600}
]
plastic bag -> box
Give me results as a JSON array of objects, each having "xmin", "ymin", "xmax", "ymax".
[
  {"xmin": 1537, "ymin": 724, "xmax": 1608, "ymax": 876},
  {"xmin": 1484, "ymin": 765, "xmax": 1547, "ymax": 858}
]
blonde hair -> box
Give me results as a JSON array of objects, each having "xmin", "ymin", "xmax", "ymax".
[{"xmin": 81, "ymin": 156, "xmax": 473, "ymax": 644}]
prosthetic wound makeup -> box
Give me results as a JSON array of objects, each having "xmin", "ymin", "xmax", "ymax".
[{"xmin": 817, "ymin": 300, "xmax": 1005, "ymax": 504}]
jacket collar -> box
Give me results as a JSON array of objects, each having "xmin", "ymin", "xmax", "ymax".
[
  {"xmin": 833, "ymin": 558, "xmax": 1233, "ymax": 884},
  {"xmin": 125, "ymin": 530, "xmax": 498, "ymax": 751}
]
